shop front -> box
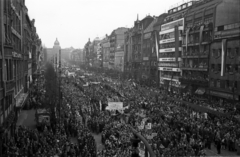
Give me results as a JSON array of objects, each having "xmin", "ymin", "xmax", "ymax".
[{"xmin": 209, "ymin": 90, "xmax": 239, "ymax": 101}]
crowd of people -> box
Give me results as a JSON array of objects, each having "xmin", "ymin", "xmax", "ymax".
[
  {"xmin": 2, "ymin": 64, "xmax": 240, "ymax": 157},
  {"xmin": 77, "ymin": 67, "xmax": 240, "ymax": 156}
]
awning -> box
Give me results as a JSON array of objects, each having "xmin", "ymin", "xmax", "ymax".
[
  {"xmin": 195, "ymin": 88, "xmax": 206, "ymax": 95},
  {"xmin": 16, "ymin": 93, "xmax": 29, "ymax": 108}
]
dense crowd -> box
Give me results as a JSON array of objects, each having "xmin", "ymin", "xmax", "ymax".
[
  {"xmin": 2, "ymin": 65, "xmax": 240, "ymax": 157},
  {"xmin": 77, "ymin": 68, "xmax": 240, "ymax": 156}
]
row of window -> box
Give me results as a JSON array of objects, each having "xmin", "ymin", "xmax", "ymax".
[
  {"xmin": 0, "ymin": 95, "xmax": 13, "ymax": 117},
  {"xmin": 211, "ymin": 64, "xmax": 240, "ymax": 74},
  {"xmin": 183, "ymin": 45, "xmax": 209, "ymax": 56},
  {"xmin": 210, "ymin": 79, "xmax": 238, "ymax": 90},
  {"xmin": 183, "ymin": 31, "xmax": 212, "ymax": 44},
  {"xmin": 212, "ymin": 48, "xmax": 239, "ymax": 58}
]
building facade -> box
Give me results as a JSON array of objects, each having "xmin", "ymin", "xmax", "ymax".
[
  {"xmin": 101, "ymin": 36, "xmax": 110, "ymax": 69},
  {"xmin": 124, "ymin": 29, "xmax": 133, "ymax": 79},
  {"xmin": 181, "ymin": 0, "xmax": 218, "ymax": 95},
  {"xmin": 0, "ymin": 0, "xmax": 42, "ymax": 152},
  {"xmin": 132, "ymin": 16, "xmax": 154, "ymax": 81},
  {"xmin": 109, "ymin": 27, "xmax": 128, "ymax": 71},
  {"xmin": 142, "ymin": 18, "xmax": 157, "ymax": 84},
  {"xmin": 158, "ymin": 1, "xmax": 196, "ymax": 93},
  {"xmin": 208, "ymin": 0, "xmax": 240, "ymax": 101}
]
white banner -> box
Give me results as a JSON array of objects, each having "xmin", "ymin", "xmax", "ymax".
[{"xmin": 106, "ymin": 102, "xmax": 123, "ymax": 111}]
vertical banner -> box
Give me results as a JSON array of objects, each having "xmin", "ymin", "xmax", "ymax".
[
  {"xmin": 221, "ymin": 39, "xmax": 226, "ymax": 76},
  {"xmin": 155, "ymin": 31, "xmax": 159, "ymax": 59},
  {"xmin": 199, "ymin": 25, "xmax": 204, "ymax": 45},
  {"xmin": 199, "ymin": 25, "xmax": 204, "ymax": 53},
  {"xmin": 99, "ymin": 100, "xmax": 102, "ymax": 111},
  {"xmin": 186, "ymin": 28, "xmax": 190, "ymax": 54}
]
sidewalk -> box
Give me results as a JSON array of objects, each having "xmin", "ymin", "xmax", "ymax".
[{"xmin": 16, "ymin": 109, "xmax": 36, "ymax": 129}]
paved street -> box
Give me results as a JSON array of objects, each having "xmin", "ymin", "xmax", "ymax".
[
  {"xmin": 16, "ymin": 109, "xmax": 36, "ymax": 129},
  {"xmin": 205, "ymin": 144, "xmax": 238, "ymax": 156},
  {"xmin": 92, "ymin": 133, "xmax": 104, "ymax": 152}
]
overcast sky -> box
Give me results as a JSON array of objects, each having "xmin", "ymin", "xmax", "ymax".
[{"xmin": 26, "ymin": 0, "xmax": 181, "ymax": 49}]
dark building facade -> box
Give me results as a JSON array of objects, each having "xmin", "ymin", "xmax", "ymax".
[
  {"xmin": 132, "ymin": 16, "xmax": 154, "ymax": 82},
  {"xmin": 208, "ymin": 0, "xmax": 240, "ymax": 101},
  {"xmin": 0, "ymin": 0, "xmax": 42, "ymax": 153},
  {"xmin": 181, "ymin": 0, "xmax": 218, "ymax": 95}
]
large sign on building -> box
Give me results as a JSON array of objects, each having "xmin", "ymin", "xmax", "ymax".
[
  {"xmin": 158, "ymin": 67, "xmax": 181, "ymax": 72},
  {"xmin": 161, "ymin": 18, "xmax": 184, "ymax": 31}
]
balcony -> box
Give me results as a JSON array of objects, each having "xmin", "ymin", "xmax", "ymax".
[
  {"xmin": 179, "ymin": 77, "xmax": 209, "ymax": 87},
  {"xmin": 181, "ymin": 64, "xmax": 208, "ymax": 71},
  {"xmin": 182, "ymin": 52, "xmax": 209, "ymax": 58}
]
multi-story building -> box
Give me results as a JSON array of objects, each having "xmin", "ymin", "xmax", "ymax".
[
  {"xmin": 124, "ymin": 29, "xmax": 133, "ymax": 79},
  {"xmin": 101, "ymin": 35, "xmax": 110, "ymax": 69},
  {"xmin": 84, "ymin": 39, "xmax": 91, "ymax": 67},
  {"xmin": 142, "ymin": 18, "xmax": 158, "ymax": 84},
  {"xmin": 0, "ymin": 0, "xmax": 42, "ymax": 148},
  {"xmin": 132, "ymin": 16, "xmax": 154, "ymax": 81},
  {"xmin": 109, "ymin": 27, "xmax": 128, "ymax": 71},
  {"xmin": 46, "ymin": 39, "xmax": 61, "ymax": 71},
  {"xmin": 158, "ymin": 1, "xmax": 197, "ymax": 93},
  {"xmin": 153, "ymin": 13, "xmax": 168, "ymax": 87},
  {"xmin": 181, "ymin": 0, "xmax": 217, "ymax": 95},
  {"xmin": 208, "ymin": 0, "xmax": 240, "ymax": 102}
]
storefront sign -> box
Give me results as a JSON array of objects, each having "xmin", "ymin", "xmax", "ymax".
[
  {"xmin": 160, "ymin": 38, "xmax": 175, "ymax": 43},
  {"xmin": 161, "ymin": 18, "xmax": 184, "ymax": 31},
  {"xmin": 12, "ymin": 52, "xmax": 22, "ymax": 58},
  {"xmin": 143, "ymin": 57, "xmax": 149, "ymax": 61},
  {"xmin": 159, "ymin": 48, "xmax": 175, "ymax": 53},
  {"xmin": 158, "ymin": 67, "xmax": 181, "ymax": 72},
  {"xmin": 159, "ymin": 58, "xmax": 176, "ymax": 61}
]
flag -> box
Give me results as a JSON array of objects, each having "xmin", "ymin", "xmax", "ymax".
[{"xmin": 221, "ymin": 39, "xmax": 226, "ymax": 76}]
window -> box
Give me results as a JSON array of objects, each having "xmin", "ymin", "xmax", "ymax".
[
  {"xmin": 211, "ymin": 64, "xmax": 214, "ymax": 72},
  {"xmin": 5, "ymin": 59, "xmax": 13, "ymax": 81},
  {"xmin": 233, "ymin": 81, "xmax": 237, "ymax": 90},
  {"xmin": 226, "ymin": 64, "xmax": 230, "ymax": 73},
  {"xmin": 218, "ymin": 48, "xmax": 222, "ymax": 57},
  {"xmin": 217, "ymin": 64, "xmax": 221, "ymax": 72},
  {"xmin": 216, "ymin": 79, "xmax": 221, "ymax": 88},
  {"xmin": 210, "ymin": 79, "xmax": 215, "ymax": 87},
  {"xmin": 236, "ymin": 47, "xmax": 239, "ymax": 56},
  {"xmin": 227, "ymin": 48, "xmax": 231, "ymax": 57},
  {"xmin": 212, "ymin": 49, "xmax": 215, "ymax": 56},
  {"xmin": 225, "ymin": 80, "xmax": 230, "ymax": 89}
]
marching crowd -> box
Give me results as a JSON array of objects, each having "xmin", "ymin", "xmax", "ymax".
[{"xmin": 2, "ymin": 65, "xmax": 240, "ymax": 157}]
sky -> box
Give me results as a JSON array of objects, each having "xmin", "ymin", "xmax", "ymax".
[{"xmin": 26, "ymin": 0, "xmax": 182, "ymax": 49}]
